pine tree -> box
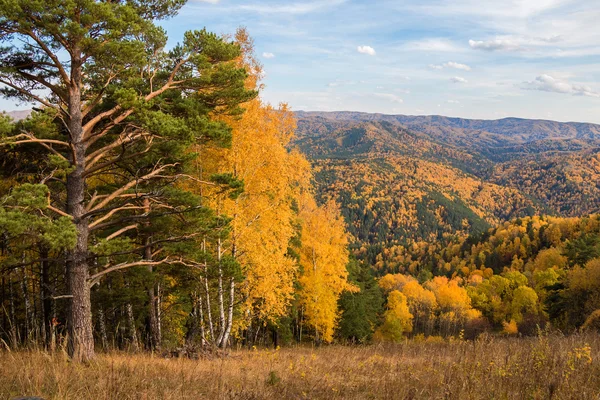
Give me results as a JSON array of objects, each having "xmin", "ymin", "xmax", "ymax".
[{"xmin": 0, "ymin": 0, "xmax": 254, "ymax": 360}]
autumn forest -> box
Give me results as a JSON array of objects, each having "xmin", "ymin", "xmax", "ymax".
[{"xmin": 1, "ymin": 1, "xmax": 600, "ymax": 399}]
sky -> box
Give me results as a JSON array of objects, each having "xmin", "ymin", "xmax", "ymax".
[
  {"xmin": 161, "ymin": 0, "xmax": 600, "ymax": 123},
  {"xmin": 4, "ymin": 0, "xmax": 600, "ymax": 123}
]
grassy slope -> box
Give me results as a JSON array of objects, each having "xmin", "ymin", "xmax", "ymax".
[{"xmin": 2, "ymin": 334, "xmax": 599, "ymax": 399}]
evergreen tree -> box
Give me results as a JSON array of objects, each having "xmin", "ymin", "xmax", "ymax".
[
  {"xmin": 0, "ymin": 0, "xmax": 254, "ymax": 360},
  {"xmin": 337, "ymin": 258, "xmax": 383, "ymax": 343}
]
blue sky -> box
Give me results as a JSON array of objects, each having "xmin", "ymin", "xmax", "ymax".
[
  {"xmin": 162, "ymin": 0, "xmax": 600, "ymax": 123},
  {"xmin": 4, "ymin": 0, "xmax": 600, "ymax": 123}
]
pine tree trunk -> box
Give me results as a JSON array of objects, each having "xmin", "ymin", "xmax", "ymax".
[
  {"xmin": 8, "ymin": 277, "xmax": 17, "ymax": 348},
  {"xmin": 66, "ymin": 53, "xmax": 94, "ymax": 362},
  {"xmin": 146, "ymin": 275, "xmax": 160, "ymax": 350},
  {"xmin": 40, "ymin": 252, "xmax": 52, "ymax": 349},
  {"xmin": 144, "ymin": 199, "xmax": 161, "ymax": 351},
  {"xmin": 185, "ymin": 292, "xmax": 202, "ymax": 347},
  {"xmin": 20, "ymin": 268, "xmax": 31, "ymax": 342}
]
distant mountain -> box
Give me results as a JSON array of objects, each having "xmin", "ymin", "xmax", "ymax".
[
  {"xmin": 3, "ymin": 109, "xmax": 31, "ymax": 121},
  {"xmin": 296, "ymin": 111, "xmax": 600, "ymax": 161},
  {"xmin": 293, "ymin": 111, "xmax": 600, "ymax": 266}
]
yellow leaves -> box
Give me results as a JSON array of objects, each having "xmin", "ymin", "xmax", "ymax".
[
  {"xmin": 220, "ymin": 100, "xmax": 308, "ymax": 324},
  {"xmin": 510, "ymin": 286, "xmax": 538, "ymax": 323},
  {"xmin": 532, "ymin": 247, "xmax": 567, "ymax": 272},
  {"xmin": 402, "ymin": 280, "xmax": 437, "ymax": 315},
  {"xmin": 426, "ymin": 277, "xmax": 471, "ymax": 312},
  {"xmin": 374, "ymin": 290, "xmax": 413, "ymax": 342},
  {"xmin": 297, "ymin": 196, "xmax": 351, "ymax": 342},
  {"xmin": 197, "ymin": 65, "xmax": 312, "ymax": 325},
  {"xmin": 190, "ymin": 30, "xmax": 354, "ymax": 339},
  {"xmin": 378, "ymin": 273, "xmax": 416, "ymax": 294},
  {"xmin": 502, "ymin": 319, "xmax": 518, "ymax": 335}
]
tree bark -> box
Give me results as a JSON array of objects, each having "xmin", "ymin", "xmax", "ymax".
[
  {"xmin": 97, "ymin": 306, "xmax": 109, "ymax": 351},
  {"xmin": 8, "ymin": 276, "xmax": 17, "ymax": 348},
  {"xmin": 220, "ymin": 277, "xmax": 235, "ymax": 348},
  {"xmin": 20, "ymin": 268, "xmax": 31, "ymax": 342},
  {"xmin": 126, "ymin": 302, "xmax": 140, "ymax": 352},
  {"xmin": 198, "ymin": 294, "xmax": 206, "ymax": 346},
  {"xmin": 144, "ymin": 199, "xmax": 161, "ymax": 351},
  {"xmin": 216, "ymin": 237, "xmax": 225, "ymax": 345},
  {"xmin": 66, "ymin": 52, "xmax": 95, "ymax": 362},
  {"xmin": 40, "ymin": 249, "xmax": 52, "ymax": 349},
  {"xmin": 202, "ymin": 239, "xmax": 215, "ymax": 342}
]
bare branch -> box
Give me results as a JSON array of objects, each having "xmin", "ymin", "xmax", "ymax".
[
  {"xmin": 46, "ymin": 204, "xmax": 72, "ymax": 219},
  {"xmin": 23, "ymin": 29, "xmax": 71, "ymax": 84},
  {"xmin": 105, "ymin": 224, "xmax": 138, "ymax": 240},
  {"xmin": 0, "ymin": 78, "xmax": 61, "ymax": 111},
  {"xmin": 86, "ymin": 193, "xmax": 147, "ymax": 212},
  {"xmin": 87, "ymin": 163, "xmax": 177, "ymax": 213},
  {"xmin": 0, "ymin": 132, "xmax": 70, "ymax": 148},
  {"xmin": 0, "ymin": 132, "xmax": 71, "ymax": 162},
  {"xmin": 88, "ymin": 258, "xmax": 169, "ymax": 286},
  {"xmin": 52, "ymin": 294, "xmax": 73, "ymax": 300},
  {"xmin": 88, "ymin": 205, "xmax": 145, "ymax": 228},
  {"xmin": 85, "ymin": 130, "xmax": 152, "ymax": 172},
  {"xmin": 82, "ymin": 71, "xmax": 119, "ymax": 118}
]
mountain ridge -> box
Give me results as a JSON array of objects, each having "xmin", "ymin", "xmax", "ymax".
[
  {"xmin": 293, "ymin": 110, "xmax": 600, "ymax": 267},
  {"xmin": 295, "ymin": 110, "xmax": 600, "ymax": 133}
]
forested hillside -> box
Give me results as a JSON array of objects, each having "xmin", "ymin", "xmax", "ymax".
[
  {"xmin": 292, "ymin": 112, "xmax": 600, "ymax": 341},
  {"xmin": 295, "ymin": 112, "xmax": 600, "ymax": 266}
]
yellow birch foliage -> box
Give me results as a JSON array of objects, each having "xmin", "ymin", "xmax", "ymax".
[
  {"xmin": 378, "ymin": 273, "xmax": 416, "ymax": 293},
  {"xmin": 426, "ymin": 276, "xmax": 472, "ymax": 313},
  {"xmin": 402, "ymin": 280, "xmax": 438, "ymax": 317},
  {"xmin": 198, "ymin": 28, "xmax": 313, "ymax": 325},
  {"xmin": 297, "ymin": 196, "xmax": 355, "ymax": 342},
  {"xmin": 196, "ymin": 28, "xmax": 353, "ymax": 336},
  {"xmin": 374, "ymin": 290, "xmax": 413, "ymax": 342},
  {"xmin": 226, "ymin": 101, "xmax": 310, "ymax": 323}
]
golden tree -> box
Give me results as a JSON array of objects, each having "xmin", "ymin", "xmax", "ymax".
[
  {"xmin": 297, "ymin": 197, "xmax": 354, "ymax": 342},
  {"xmin": 374, "ymin": 290, "xmax": 413, "ymax": 342}
]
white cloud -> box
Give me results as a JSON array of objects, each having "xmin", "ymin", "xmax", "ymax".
[
  {"xmin": 357, "ymin": 45, "xmax": 376, "ymax": 56},
  {"xmin": 469, "ymin": 38, "xmax": 523, "ymax": 52},
  {"xmin": 521, "ymin": 74, "xmax": 599, "ymax": 97},
  {"xmin": 444, "ymin": 61, "xmax": 471, "ymax": 71},
  {"xmin": 194, "ymin": 0, "xmax": 220, "ymax": 3},
  {"xmin": 451, "ymin": 76, "xmax": 468, "ymax": 83},
  {"xmin": 447, "ymin": 100, "xmax": 460, "ymax": 104},
  {"xmin": 374, "ymin": 93, "xmax": 404, "ymax": 103},
  {"xmin": 430, "ymin": 61, "xmax": 472, "ymax": 71},
  {"xmin": 262, "ymin": 52, "xmax": 275, "ymax": 59}
]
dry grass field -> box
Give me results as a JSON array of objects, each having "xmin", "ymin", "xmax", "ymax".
[{"xmin": 1, "ymin": 334, "xmax": 599, "ymax": 400}]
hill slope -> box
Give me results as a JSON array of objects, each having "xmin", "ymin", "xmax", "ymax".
[{"xmin": 294, "ymin": 111, "xmax": 600, "ymax": 267}]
